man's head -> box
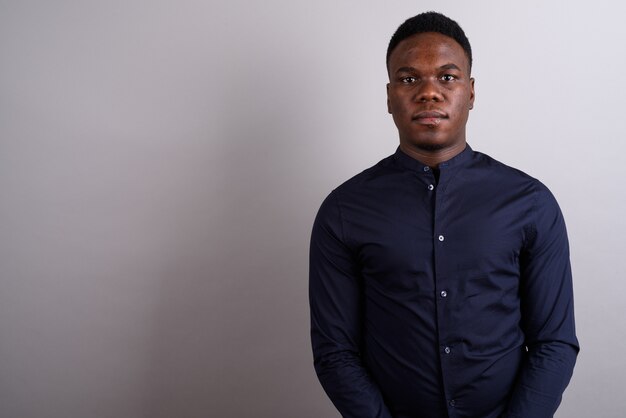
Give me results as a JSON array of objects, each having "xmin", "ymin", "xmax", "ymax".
[
  {"xmin": 386, "ymin": 12, "xmax": 475, "ymax": 156},
  {"xmin": 386, "ymin": 12, "xmax": 472, "ymax": 75}
]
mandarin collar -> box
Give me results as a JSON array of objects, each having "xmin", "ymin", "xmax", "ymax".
[{"xmin": 392, "ymin": 143, "xmax": 474, "ymax": 173}]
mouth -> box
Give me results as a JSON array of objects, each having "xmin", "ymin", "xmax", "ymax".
[{"xmin": 412, "ymin": 110, "xmax": 448, "ymax": 126}]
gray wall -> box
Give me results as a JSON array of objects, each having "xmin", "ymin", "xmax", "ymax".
[{"xmin": 0, "ymin": 1, "xmax": 623, "ymax": 417}]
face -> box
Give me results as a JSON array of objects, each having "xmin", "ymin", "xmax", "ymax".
[{"xmin": 387, "ymin": 32, "xmax": 475, "ymax": 153}]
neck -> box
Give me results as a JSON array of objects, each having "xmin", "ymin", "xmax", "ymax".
[{"xmin": 399, "ymin": 141, "xmax": 467, "ymax": 168}]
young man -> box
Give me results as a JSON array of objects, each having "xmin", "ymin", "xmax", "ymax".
[{"xmin": 309, "ymin": 11, "xmax": 578, "ymax": 418}]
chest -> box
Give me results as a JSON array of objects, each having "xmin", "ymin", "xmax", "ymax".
[{"xmin": 343, "ymin": 183, "xmax": 531, "ymax": 288}]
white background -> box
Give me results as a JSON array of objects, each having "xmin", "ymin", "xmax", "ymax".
[{"xmin": 1, "ymin": 1, "xmax": 623, "ymax": 417}]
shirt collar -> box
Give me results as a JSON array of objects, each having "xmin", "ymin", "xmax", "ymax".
[{"xmin": 392, "ymin": 143, "xmax": 474, "ymax": 173}]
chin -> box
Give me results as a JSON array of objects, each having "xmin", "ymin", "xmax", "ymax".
[
  {"xmin": 402, "ymin": 131, "xmax": 463, "ymax": 152},
  {"xmin": 405, "ymin": 139, "xmax": 449, "ymax": 152},
  {"xmin": 415, "ymin": 142, "xmax": 447, "ymax": 151}
]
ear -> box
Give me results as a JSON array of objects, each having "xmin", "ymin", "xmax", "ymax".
[
  {"xmin": 469, "ymin": 77, "xmax": 475, "ymax": 110},
  {"xmin": 386, "ymin": 83, "xmax": 392, "ymax": 114}
]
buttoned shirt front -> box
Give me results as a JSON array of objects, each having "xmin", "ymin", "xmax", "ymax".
[{"xmin": 309, "ymin": 145, "xmax": 578, "ymax": 418}]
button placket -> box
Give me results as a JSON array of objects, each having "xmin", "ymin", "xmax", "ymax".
[{"xmin": 431, "ymin": 163, "xmax": 454, "ymax": 410}]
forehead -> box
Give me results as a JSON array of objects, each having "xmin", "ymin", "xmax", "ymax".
[{"xmin": 389, "ymin": 32, "xmax": 469, "ymax": 72}]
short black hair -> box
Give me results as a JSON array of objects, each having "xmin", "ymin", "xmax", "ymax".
[{"xmin": 386, "ymin": 11, "xmax": 472, "ymax": 73}]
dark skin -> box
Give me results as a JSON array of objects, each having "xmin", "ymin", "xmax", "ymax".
[{"xmin": 387, "ymin": 32, "xmax": 475, "ymax": 168}]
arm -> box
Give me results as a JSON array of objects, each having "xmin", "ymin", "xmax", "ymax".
[
  {"xmin": 503, "ymin": 184, "xmax": 580, "ymax": 418},
  {"xmin": 309, "ymin": 191, "xmax": 393, "ymax": 418}
]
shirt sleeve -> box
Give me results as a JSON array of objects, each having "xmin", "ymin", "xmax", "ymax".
[
  {"xmin": 503, "ymin": 183, "xmax": 580, "ymax": 418},
  {"xmin": 309, "ymin": 191, "xmax": 393, "ymax": 418}
]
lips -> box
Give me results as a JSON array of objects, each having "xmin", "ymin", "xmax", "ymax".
[
  {"xmin": 413, "ymin": 110, "xmax": 448, "ymax": 119},
  {"xmin": 412, "ymin": 110, "xmax": 448, "ymax": 126}
]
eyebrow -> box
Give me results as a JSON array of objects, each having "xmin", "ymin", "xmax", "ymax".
[
  {"xmin": 439, "ymin": 63, "xmax": 462, "ymax": 71},
  {"xmin": 395, "ymin": 63, "xmax": 463, "ymax": 74}
]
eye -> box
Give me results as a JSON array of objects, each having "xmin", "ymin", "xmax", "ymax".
[
  {"xmin": 400, "ymin": 76, "xmax": 417, "ymax": 84},
  {"xmin": 441, "ymin": 74, "xmax": 457, "ymax": 82}
]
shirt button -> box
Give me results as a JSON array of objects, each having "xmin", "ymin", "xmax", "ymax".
[
  {"xmin": 423, "ymin": 166, "xmax": 430, "ymax": 172},
  {"xmin": 449, "ymin": 399, "xmax": 456, "ymax": 407},
  {"xmin": 444, "ymin": 346, "xmax": 451, "ymax": 354},
  {"xmin": 428, "ymin": 184, "xmax": 435, "ymax": 191},
  {"xmin": 438, "ymin": 235, "xmax": 445, "ymax": 242},
  {"xmin": 440, "ymin": 290, "xmax": 447, "ymax": 298}
]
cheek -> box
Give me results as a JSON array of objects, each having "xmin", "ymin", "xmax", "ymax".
[
  {"xmin": 451, "ymin": 92, "xmax": 471, "ymax": 114},
  {"xmin": 389, "ymin": 93, "xmax": 412, "ymax": 115}
]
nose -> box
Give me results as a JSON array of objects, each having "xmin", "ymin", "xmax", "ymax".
[{"xmin": 414, "ymin": 78, "xmax": 443, "ymax": 102}]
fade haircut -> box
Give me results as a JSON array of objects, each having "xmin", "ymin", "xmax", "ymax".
[{"xmin": 386, "ymin": 11, "xmax": 472, "ymax": 73}]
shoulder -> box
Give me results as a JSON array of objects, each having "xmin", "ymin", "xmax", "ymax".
[
  {"xmin": 472, "ymin": 150, "xmax": 537, "ymax": 183},
  {"xmin": 322, "ymin": 153, "xmax": 403, "ymax": 203},
  {"xmin": 314, "ymin": 153, "xmax": 402, "ymax": 224},
  {"xmin": 470, "ymin": 150, "xmax": 556, "ymax": 198},
  {"xmin": 334, "ymin": 154, "xmax": 399, "ymax": 191},
  {"xmin": 315, "ymin": 153, "xmax": 395, "ymax": 213},
  {"xmin": 471, "ymin": 149, "xmax": 564, "ymax": 215},
  {"xmin": 472, "ymin": 151, "xmax": 567, "ymax": 246}
]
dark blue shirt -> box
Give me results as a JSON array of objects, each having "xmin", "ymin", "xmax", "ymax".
[{"xmin": 309, "ymin": 145, "xmax": 578, "ymax": 418}]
